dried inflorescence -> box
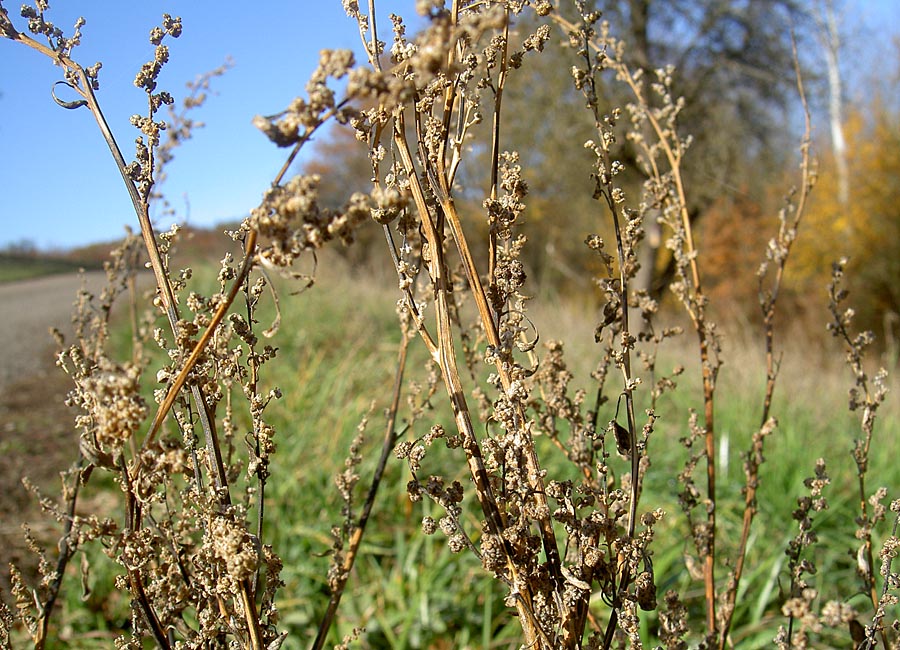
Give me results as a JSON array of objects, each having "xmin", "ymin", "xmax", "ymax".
[
  {"xmin": 317, "ymin": 4, "xmax": 688, "ymax": 646},
  {"xmin": 0, "ymin": 6, "xmax": 294, "ymax": 647},
  {"xmin": 248, "ymin": 176, "xmax": 373, "ymax": 271},
  {"xmin": 75, "ymin": 359, "xmax": 147, "ymax": 451},
  {"xmin": 825, "ymin": 260, "xmax": 899, "ymax": 648},
  {"xmin": 772, "ymin": 458, "xmax": 830, "ymax": 648},
  {"xmin": 124, "ymin": 14, "xmax": 183, "ymax": 202}
]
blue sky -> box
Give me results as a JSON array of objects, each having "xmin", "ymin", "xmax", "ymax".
[
  {"xmin": 0, "ymin": 1, "xmax": 418, "ymax": 250},
  {"xmin": 0, "ymin": 1, "xmax": 897, "ymax": 250}
]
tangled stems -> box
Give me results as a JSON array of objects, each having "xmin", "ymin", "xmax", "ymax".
[
  {"xmin": 1, "ymin": 7, "xmax": 271, "ymax": 647},
  {"xmin": 6, "ymin": 2, "xmax": 899, "ymax": 648}
]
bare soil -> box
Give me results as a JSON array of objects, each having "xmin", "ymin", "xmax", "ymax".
[{"xmin": 0, "ymin": 271, "xmax": 117, "ymax": 590}]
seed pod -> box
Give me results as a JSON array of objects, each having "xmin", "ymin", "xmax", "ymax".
[
  {"xmin": 612, "ymin": 420, "xmax": 631, "ymax": 457},
  {"xmin": 849, "ymin": 619, "xmax": 866, "ymax": 648},
  {"xmin": 635, "ymin": 570, "xmax": 657, "ymax": 611}
]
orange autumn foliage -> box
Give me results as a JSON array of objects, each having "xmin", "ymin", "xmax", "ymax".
[
  {"xmin": 793, "ymin": 99, "xmax": 900, "ymax": 349},
  {"xmin": 696, "ymin": 190, "xmax": 774, "ymax": 320}
]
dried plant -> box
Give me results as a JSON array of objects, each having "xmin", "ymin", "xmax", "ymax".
[{"xmin": 1, "ymin": 1, "xmax": 898, "ymax": 649}]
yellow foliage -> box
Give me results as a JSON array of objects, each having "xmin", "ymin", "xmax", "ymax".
[{"xmin": 791, "ymin": 95, "xmax": 900, "ymax": 339}]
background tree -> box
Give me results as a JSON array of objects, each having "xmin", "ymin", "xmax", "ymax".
[
  {"xmin": 301, "ymin": 1, "xmax": 821, "ymax": 301},
  {"xmin": 593, "ymin": 0, "xmax": 818, "ymax": 298},
  {"xmin": 814, "ymin": 0, "xmax": 850, "ymax": 208}
]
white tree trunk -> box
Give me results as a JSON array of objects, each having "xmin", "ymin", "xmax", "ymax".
[{"xmin": 819, "ymin": 0, "xmax": 850, "ymax": 208}]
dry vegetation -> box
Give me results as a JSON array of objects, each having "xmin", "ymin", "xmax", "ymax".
[{"xmin": 0, "ymin": 1, "xmax": 898, "ymax": 649}]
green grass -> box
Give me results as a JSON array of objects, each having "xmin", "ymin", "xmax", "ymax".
[
  {"xmin": 639, "ymin": 332, "xmax": 900, "ymax": 647},
  {"xmin": 251, "ymin": 261, "xmax": 898, "ymax": 648},
  {"xmin": 0, "ymin": 253, "xmax": 91, "ymax": 283},
  {"xmin": 36, "ymin": 253, "xmax": 900, "ymax": 648}
]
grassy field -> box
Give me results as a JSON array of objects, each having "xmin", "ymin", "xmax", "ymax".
[
  {"xmin": 25, "ymin": 251, "xmax": 893, "ymax": 649},
  {"xmin": 0, "ymin": 253, "xmax": 93, "ymax": 283}
]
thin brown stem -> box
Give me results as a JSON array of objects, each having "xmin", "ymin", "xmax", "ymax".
[
  {"xmin": 119, "ymin": 457, "xmax": 172, "ymax": 650},
  {"xmin": 487, "ymin": 11, "xmax": 510, "ymax": 285},
  {"xmin": 34, "ymin": 456, "xmax": 84, "ymax": 650},
  {"xmin": 718, "ymin": 42, "xmax": 815, "ymax": 649},
  {"xmin": 311, "ymin": 333, "xmax": 410, "ymax": 650}
]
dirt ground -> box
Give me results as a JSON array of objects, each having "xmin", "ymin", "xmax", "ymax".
[{"xmin": 0, "ymin": 271, "xmax": 117, "ymax": 590}]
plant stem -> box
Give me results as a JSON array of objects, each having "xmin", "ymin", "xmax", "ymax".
[{"xmin": 312, "ymin": 333, "xmax": 410, "ymax": 650}]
